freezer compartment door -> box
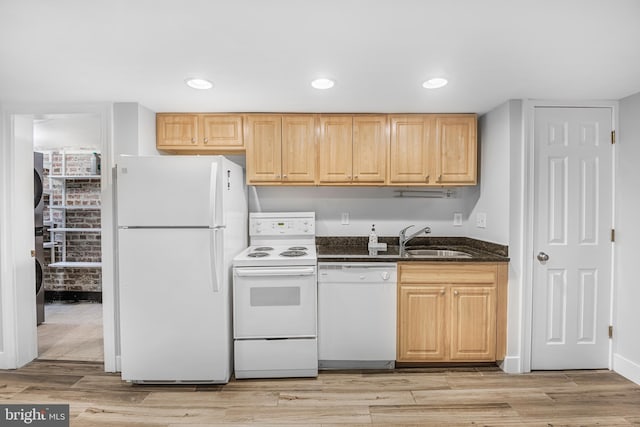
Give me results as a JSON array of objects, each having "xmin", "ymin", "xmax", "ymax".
[
  {"xmin": 118, "ymin": 228, "xmax": 230, "ymax": 383},
  {"xmin": 117, "ymin": 155, "xmax": 223, "ymax": 227}
]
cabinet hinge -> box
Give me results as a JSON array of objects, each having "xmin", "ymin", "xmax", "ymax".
[
  {"xmin": 611, "ymin": 130, "xmax": 616, "ymax": 144},
  {"xmin": 611, "ymin": 229, "xmax": 616, "ymax": 242},
  {"xmin": 609, "ymin": 325, "xmax": 614, "ymax": 339}
]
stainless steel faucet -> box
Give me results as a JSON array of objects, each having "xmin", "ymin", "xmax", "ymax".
[{"xmin": 399, "ymin": 225, "xmax": 431, "ymax": 256}]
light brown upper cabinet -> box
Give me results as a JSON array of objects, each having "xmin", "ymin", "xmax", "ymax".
[
  {"xmin": 318, "ymin": 115, "xmax": 387, "ymax": 184},
  {"xmin": 388, "ymin": 115, "xmax": 434, "ymax": 185},
  {"xmin": 246, "ymin": 114, "xmax": 316, "ymax": 185},
  {"xmin": 435, "ymin": 115, "xmax": 477, "ymax": 185},
  {"xmin": 389, "ymin": 114, "xmax": 477, "ymax": 186},
  {"xmin": 156, "ymin": 114, "xmax": 244, "ymax": 153}
]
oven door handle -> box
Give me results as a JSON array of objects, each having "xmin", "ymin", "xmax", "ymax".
[{"xmin": 234, "ymin": 267, "xmax": 315, "ymax": 277}]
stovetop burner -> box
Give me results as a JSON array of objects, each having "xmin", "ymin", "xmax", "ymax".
[
  {"xmin": 280, "ymin": 250, "xmax": 307, "ymax": 257},
  {"xmin": 247, "ymin": 252, "xmax": 269, "ymax": 258},
  {"xmin": 254, "ymin": 246, "xmax": 274, "ymax": 251},
  {"xmin": 288, "ymin": 246, "xmax": 307, "ymax": 251}
]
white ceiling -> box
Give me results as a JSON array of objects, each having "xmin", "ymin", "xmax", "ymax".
[{"xmin": 1, "ymin": 0, "xmax": 639, "ymax": 114}]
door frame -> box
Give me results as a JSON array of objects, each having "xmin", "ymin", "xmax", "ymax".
[
  {"xmin": 0, "ymin": 103, "xmax": 118, "ymax": 371},
  {"xmin": 521, "ymin": 99, "xmax": 618, "ymax": 373}
]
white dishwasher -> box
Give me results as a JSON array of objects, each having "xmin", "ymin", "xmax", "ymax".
[{"xmin": 318, "ymin": 262, "xmax": 397, "ymax": 369}]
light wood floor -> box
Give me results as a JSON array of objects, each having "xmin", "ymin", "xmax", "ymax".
[
  {"xmin": 37, "ymin": 302, "xmax": 104, "ymax": 362},
  {"xmin": 3, "ymin": 360, "xmax": 640, "ymax": 426}
]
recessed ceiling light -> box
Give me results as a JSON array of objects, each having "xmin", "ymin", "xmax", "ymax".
[
  {"xmin": 422, "ymin": 78, "xmax": 448, "ymax": 89},
  {"xmin": 311, "ymin": 78, "xmax": 335, "ymax": 90},
  {"xmin": 185, "ymin": 78, "xmax": 213, "ymax": 90}
]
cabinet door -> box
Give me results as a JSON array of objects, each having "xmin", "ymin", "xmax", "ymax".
[
  {"xmin": 156, "ymin": 114, "xmax": 199, "ymax": 148},
  {"xmin": 282, "ymin": 115, "xmax": 316, "ymax": 183},
  {"xmin": 450, "ymin": 285, "xmax": 496, "ymax": 361},
  {"xmin": 435, "ymin": 115, "xmax": 477, "ymax": 185},
  {"xmin": 200, "ymin": 115, "xmax": 244, "ymax": 150},
  {"xmin": 318, "ymin": 115, "xmax": 353, "ymax": 183},
  {"xmin": 245, "ymin": 115, "xmax": 282, "ymax": 183},
  {"xmin": 397, "ymin": 285, "xmax": 447, "ymax": 361},
  {"xmin": 389, "ymin": 115, "xmax": 432, "ymax": 184},
  {"xmin": 353, "ymin": 115, "xmax": 387, "ymax": 183}
]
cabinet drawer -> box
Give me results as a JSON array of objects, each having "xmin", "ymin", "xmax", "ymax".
[{"xmin": 398, "ymin": 263, "xmax": 497, "ymax": 284}]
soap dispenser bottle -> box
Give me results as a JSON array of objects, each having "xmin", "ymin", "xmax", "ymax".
[{"xmin": 369, "ymin": 224, "xmax": 378, "ymax": 246}]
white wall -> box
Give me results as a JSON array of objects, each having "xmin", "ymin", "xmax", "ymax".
[
  {"xmin": 0, "ymin": 114, "xmax": 38, "ymax": 367},
  {"xmin": 33, "ymin": 114, "xmax": 101, "ymax": 151},
  {"xmin": 250, "ymin": 186, "xmax": 478, "ymax": 237},
  {"xmin": 113, "ymin": 103, "xmax": 158, "ymax": 156},
  {"xmin": 614, "ymin": 91, "xmax": 640, "ymax": 384},
  {"xmin": 468, "ymin": 102, "xmax": 511, "ymax": 245},
  {"xmin": 463, "ymin": 99, "xmax": 523, "ymax": 373}
]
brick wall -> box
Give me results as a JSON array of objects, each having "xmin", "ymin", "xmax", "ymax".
[{"xmin": 41, "ymin": 151, "xmax": 102, "ymax": 297}]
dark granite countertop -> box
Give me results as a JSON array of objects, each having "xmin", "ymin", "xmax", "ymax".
[{"xmin": 317, "ymin": 236, "xmax": 509, "ymax": 263}]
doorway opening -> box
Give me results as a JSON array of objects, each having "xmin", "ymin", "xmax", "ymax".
[{"xmin": 33, "ymin": 114, "xmax": 104, "ymax": 362}]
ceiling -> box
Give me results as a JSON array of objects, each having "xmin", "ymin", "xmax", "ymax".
[{"xmin": 1, "ymin": 0, "xmax": 639, "ymax": 115}]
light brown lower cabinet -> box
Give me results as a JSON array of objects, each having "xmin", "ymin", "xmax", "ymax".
[{"xmin": 397, "ymin": 262, "xmax": 508, "ymax": 363}]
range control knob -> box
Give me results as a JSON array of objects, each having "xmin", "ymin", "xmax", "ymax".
[{"xmin": 381, "ymin": 271, "xmax": 390, "ymax": 281}]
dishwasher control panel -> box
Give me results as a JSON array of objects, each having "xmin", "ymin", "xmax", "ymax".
[{"xmin": 318, "ymin": 263, "xmax": 397, "ymax": 283}]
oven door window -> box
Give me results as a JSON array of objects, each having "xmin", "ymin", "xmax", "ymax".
[
  {"xmin": 233, "ymin": 267, "xmax": 316, "ymax": 339},
  {"xmin": 250, "ymin": 287, "xmax": 300, "ymax": 307}
]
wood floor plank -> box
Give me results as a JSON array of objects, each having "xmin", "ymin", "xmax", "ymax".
[
  {"xmin": 412, "ymin": 387, "xmax": 552, "ymax": 405},
  {"xmin": 142, "ymin": 390, "xmax": 280, "ymax": 407},
  {"xmin": 369, "ymin": 402, "xmax": 521, "ymax": 424},
  {"xmin": 278, "ymin": 390, "xmax": 415, "ymax": 407},
  {"xmin": 564, "ymin": 370, "xmax": 637, "ymax": 386},
  {"xmin": 73, "ymin": 405, "xmax": 226, "ymax": 425},
  {"xmin": 0, "ymin": 383, "xmax": 29, "ymax": 399},
  {"xmin": 446, "ymin": 372, "xmax": 576, "ymax": 390},
  {"xmin": 319, "ymin": 372, "xmax": 450, "ymax": 392},
  {"xmin": 222, "ymin": 377, "xmax": 324, "ymax": 392},
  {"xmin": 222, "ymin": 405, "xmax": 371, "ymax": 424},
  {"xmin": 19, "ymin": 360, "xmax": 107, "ymax": 377},
  {"xmin": 16, "ymin": 385, "xmax": 151, "ymax": 404}
]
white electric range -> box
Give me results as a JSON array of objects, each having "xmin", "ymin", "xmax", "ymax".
[{"xmin": 232, "ymin": 212, "xmax": 318, "ymax": 379}]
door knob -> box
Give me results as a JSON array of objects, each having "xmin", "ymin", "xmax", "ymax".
[{"xmin": 537, "ymin": 252, "xmax": 549, "ymax": 262}]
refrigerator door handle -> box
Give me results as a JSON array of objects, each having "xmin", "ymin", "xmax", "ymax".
[
  {"xmin": 209, "ymin": 161, "xmax": 219, "ymax": 228},
  {"xmin": 209, "ymin": 227, "xmax": 221, "ymax": 293}
]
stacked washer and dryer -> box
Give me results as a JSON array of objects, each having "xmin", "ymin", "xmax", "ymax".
[{"xmin": 34, "ymin": 152, "xmax": 45, "ymax": 325}]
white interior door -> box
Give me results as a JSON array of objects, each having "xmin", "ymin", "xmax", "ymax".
[{"xmin": 531, "ymin": 107, "xmax": 613, "ymax": 370}]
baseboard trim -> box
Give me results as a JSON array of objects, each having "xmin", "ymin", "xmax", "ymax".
[
  {"xmin": 613, "ymin": 353, "xmax": 640, "ymax": 386},
  {"xmin": 499, "ymin": 356, "xmax": 522, "ymax": 374},
  {"xmin": 45, "ymin": 290, "xmax": 102, "ymax": 303}
]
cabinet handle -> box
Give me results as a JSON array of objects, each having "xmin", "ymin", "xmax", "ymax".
[
  {"xmin": 191, "ymin": 138, "xmax": 196, "ymax": 144},
  {"xmin": 426, "ymin": 175, "xmax": 430, "ymax": 183},
  {"xmin": 276, "ymin": 175, "xmax": 281, "ymax": 179},
  {"xmin": 438, "ymin": 175, "xmax": 442, "ymax": 182},
  {"xmin": 440, "ymin": 289, "xmax": 445, "ymax": 295},
  {"xmin": 204, "ymin": 137, "xmax": 209, "ymax": 144},
  {"xmin": 454, "ymin": 290, "xmax": 459, "ymax": 296},
  {"xmin": 354, "ymin": 175, "xmax": 358, "ymax": 180},
  {"xmin": 283, "ymin": 175, "xmax": 288, "ymax": 179},
  {"xmin": 347, "ymin": 175, "xmax": 352, "ymax": 180}
]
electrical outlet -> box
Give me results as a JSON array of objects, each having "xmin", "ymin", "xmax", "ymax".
[
  {"xmin": 341, "ymin": 212, "xmax": 349, "ymax": 225},
  {"xmin": 476, "ymin": 212, "xmax": 487, "ymax": 228},
  {"xmin": 453, "ymin": 213, "xmax": 463, "ymax": 226}
]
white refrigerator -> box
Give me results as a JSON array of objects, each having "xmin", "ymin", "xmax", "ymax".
[{"xmin": 116, "ymin": 155, "xmax": 247, "ymax": 383}]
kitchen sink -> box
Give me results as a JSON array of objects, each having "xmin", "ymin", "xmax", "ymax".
[{"xmin": 403, "ymin": 248, "xmax": 473, "ymax": 258}]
